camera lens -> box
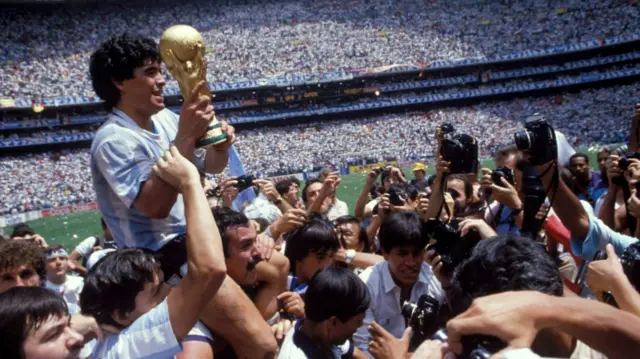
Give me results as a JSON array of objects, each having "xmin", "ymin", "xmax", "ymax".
[
  {"xmin": 618, "ymin": 158, "xmax": 630, "ymax": 171},
  {"xmin": 401, "ymin": 301, "xmax": 417, "ymax": 319},
  {"xmin": 514, "ymin": 130, "xmax": 532, "ymax": 150}
]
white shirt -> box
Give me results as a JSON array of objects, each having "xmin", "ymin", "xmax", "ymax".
[
  {"xmin": 327, "ymin": 198, "xmax": 349, "ymax": 221},
  {"xmin": 45, "ymin": 275, "xmax": 84, "ymax": 315},
  {"xmin": 354, "ymin": 261, "xmax": 444, "ymax": 356},
  {"xmin": 91, "ymin": 299, "xmax": 181, "ymax": 359},
  {"xmin": 74, "ymin": 236, "xmax": 99, "ymax": 258}
]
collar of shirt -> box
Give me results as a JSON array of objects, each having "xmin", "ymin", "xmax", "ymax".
[{"xmin": 380, "ymin": 261, "xmax": 430, "ymax": 294}]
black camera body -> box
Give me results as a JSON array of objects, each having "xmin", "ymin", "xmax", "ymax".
[
  {"xmin": 402, "ymin": 295, "xmax": 441, "ymax": 352},
  {"xmin": 431, "ymin": 329, "xmax": 504, "ymax": 359},
  {"xmin": 235, "ymin": 175, "xmax": 255, "ymax": 193},
  {"xmin": 514, "ymin": 114, "xmax": 557, "ymax": 166},
  {"xmin": 425, "ymin": 219, "xmax": 482, "ymax": 273},
  {"xmin": 621, "ymin": 241, "xmax": 640, "ymax": 290},
  {"xmin": 387, "ymin": 184, "xmax": 408, "ymax": 206},
  {"xmin": 440, "ymin": 124, "xmax": 479, "ymax": 174},
  {"xmin": 491, "ymin": 166, "xmax": 515, "ymax": 187},
  {"xmin": 618, "ymin": 152, "xmax": 640, "ymax": 172}
]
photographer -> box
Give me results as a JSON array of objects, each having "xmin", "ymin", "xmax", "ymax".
[
  {"xmin": 424, "ymin": 157, "xmax": 479, "ymax": 221},
  {"xmin": 595, "ymin": 151, "xmax": 628, "ymax": 232},
  {"xmin": 355, "ymin": 166, "xmax": 406, "ymax": 220},
  {"xmin": 480, "ymin": 167, "xmax": 523, "ymax": 236},
  {"xmin": 354, "ymin": 212, "xmax": 444, "ymax": 356}
]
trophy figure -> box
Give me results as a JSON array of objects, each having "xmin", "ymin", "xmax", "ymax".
[{"xmin": 159, "ymin": 24, "xmax": 227, "ymax": 147}]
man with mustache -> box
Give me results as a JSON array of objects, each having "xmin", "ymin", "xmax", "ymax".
[
  {"xmin": 212, "ymin": 207, "xmax": 298, "ymax": 349},
  {"xmin": 354, "ymin": 212, "xmax": 444, "ymax": 357}
]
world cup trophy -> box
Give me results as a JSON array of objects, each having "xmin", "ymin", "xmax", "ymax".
[{"xmin": 159, "ymin": 25, "xmax": 227, "ymax": 147}]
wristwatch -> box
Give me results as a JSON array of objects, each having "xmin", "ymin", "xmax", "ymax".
[
  {"xmin": 511, "ymin": 207, "xmax": 523, "ymax": 216},
  {"xmin": 272, "ymin": 196, "xmax": 283, "ymax": 205},
  {"xmin": 345, "ymin": 249, "xmax": 356, "ymax": 264}
]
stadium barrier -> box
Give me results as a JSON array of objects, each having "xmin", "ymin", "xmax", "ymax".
[
  {"xmin": 349, "ymin": 161, "xmax": 398, "ymax": 174},
  {"xmin": 0, "ymin": 202, "xmax": 98, "ymax": 229}
]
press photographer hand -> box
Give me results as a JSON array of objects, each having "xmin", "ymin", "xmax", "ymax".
[
  {"xmin": 435, "ymin": 156, "xmax": 451, "ymax": 182},
  {"xmin": 587, "ymin": 244, "xmax": 625, "ymax": 294},
  {"xmin": 446, "ymin": 291, "xmax": 547, "ymax": 356},
  {"xmin": 425, "ymin": 249, "xmax": 452, "ymax": 288},
  {"xmin": 458, "ymin": 219, "xmax": 497, "ymax": 240},
  {"xmin": 368, "ymin": 321, "xmax": 411, "ymax": 359}
]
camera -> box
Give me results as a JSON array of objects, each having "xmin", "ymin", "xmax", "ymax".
[
  {"xmin": 491, "ymin": 166, "xmax": 515, "ymax": 187},
  {"xmin": 402, "ymin": 295, "xmax": 441, "ymax": 351},
  {"xmin": 439, "ymin": 124, "xmax": 479, "ymax": 174},
  {"xmin": 514, "ymin": 114, "xmax": 557, "ymax": 165},
  {"xmin": 425, "ymin": 219, "xmax": 482, "ymax": 273},
  {"xmin": 431, "ymin": 329, "xmax": 504, "ymax": 359},
  {"xmin": 234, "ymin": 175, "xmax": 255, "ymax": 192},
  {"xmin": 621, "ymin": 241, "xmax": 640, "ymax": 290},
  {"xmin": 618, "ymin": 152, "xmax": 640, "ymax": 172},
  {"xmin": 387, "ymin": 184, "xmax": 408, "ymax": 206}
]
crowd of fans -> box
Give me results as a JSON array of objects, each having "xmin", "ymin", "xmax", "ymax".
[
  {"xmin": 1, "ymin": 0, "xmax": 639, "ymax": 98},
  {"xmin": 1, "ymin": 83, "xmax": 636, "ymax": 214},
  {"xmin": 2, "ymin": 29, "xmax": 640, "ymax": 359}
]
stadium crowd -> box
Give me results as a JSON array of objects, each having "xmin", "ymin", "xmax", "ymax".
[
  {"xmin": 1, "ymin": 0, "xmax": 639, "ymax": 98},
  {"xmin": 2, "ymin": 30, "xmax": 640, "ymax": 359},
  {"xmin": 2, "ymin": 83, "xmax": 635, "ymax": 215}
]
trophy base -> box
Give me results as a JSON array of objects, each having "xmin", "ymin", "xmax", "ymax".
[{"xmin": 196, "ymin": 122, "xmax": 227, "ymax": 148}]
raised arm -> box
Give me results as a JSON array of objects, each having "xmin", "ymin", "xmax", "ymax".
[
  {"xmin": 153, "ymin": 146, "xmax": 227, "ymax": 341},
  {"xmin": 446, "ymin": 290, "xmax": 640, "ymax": 359},
  {"xmin": 355, "ymin": 170, "xmax": 380, "ymax": 219}
]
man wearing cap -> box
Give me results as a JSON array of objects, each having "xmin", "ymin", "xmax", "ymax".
[{"xmin": 411, "ymin": 162, "xmax": 429, "ymax": 191}]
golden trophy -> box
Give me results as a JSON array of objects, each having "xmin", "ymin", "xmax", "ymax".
[{"xmin": 159, "ymin": 24, "xmax": 227, "ymax": 147}]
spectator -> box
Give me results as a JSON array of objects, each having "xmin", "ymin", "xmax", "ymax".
[
  {"xmin": 44, "ymin": 245, "xmax": 84, "ymax": 316},
  {"xmin": 277, "ymin": 267, "xmax": 370, "ymax": 359},
  {"xmin": 0, "ymin": 240, "xmax": 46, "ymax": 293}
]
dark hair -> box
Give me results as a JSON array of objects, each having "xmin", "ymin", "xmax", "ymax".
[
  {"xmin": 304, "ymin": 268, "xmax": 370, "ymax": 323},
  {"xmin": 213, "ymin": 207, "xmax": 251, "ymax": 258},
  {"xmin": 569, "ymin": 152, "xmax": 589, "ymax": 165},
  {"xmin": 284, "ymin": 217, "xmax": 339, "ymax": 274},
  {"xmin": 10, "ymin": 223, "xmax": 35, "ymax": 239},
  {"xmin": 302, "ymin": 178, "xmax": 323, "ymax": 205},
  {"xmin": 253, "ymin": 217, "xmax": 271, "ymax": 233},
  {"xmin": 334, "ymin": 215, "xmax": 370, "ymax": 253},
  {"xmin": 451, "ymin": 235, "xmax": 563, "ymax": 314},
  {"xmin": 275, "ymin": 179, "xmax": 294, "ymax": 197},
  {"xmin": 0, "ymin": 240, "xmax": 46, "ymax": 283},
  {"xmin": 378, "ymin": 212, "xmax": 427, "ymax": 254},
  {"xmin": 80, "ymin": 249, "xmax": 158, "ymax": 328},
  {"xmin": 0, "ymin": 287, "xmax": 69, "ymax": 359},
  {"xmin": 90, "ymin": 33, "xmax": 159, "ymax": 110},
  {"xmin": 447, "ymin": 174, "xmax": 473, "ymax": 200}
]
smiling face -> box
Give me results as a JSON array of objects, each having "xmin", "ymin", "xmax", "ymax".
[
  {"xmin": 22, "ymin": 314, "xmax": 84, "ymax": 359},
  {"xmin": 115, "ymin": 58, "xmax": 166, "ymax": 116}
]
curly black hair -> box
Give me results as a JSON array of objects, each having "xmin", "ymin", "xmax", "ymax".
[
  {"xmin": 89, "ymin": 33, "xmax": 159, "ymax": 110},
  {"xmin": 450, "ymin": 235, "xmax": 563, "ymax": 315},
  {"xmin": 0, "ymin": 241, "xmax": 46, "ymax": 283}
]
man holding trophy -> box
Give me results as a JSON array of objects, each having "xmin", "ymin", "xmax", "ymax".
[{"xmin": 89, "ymin": 29, "xmax": 278, "ymax": 358}]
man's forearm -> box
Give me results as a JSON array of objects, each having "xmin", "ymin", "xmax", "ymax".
[
  {"xmin": 543, "ymin": 296, "xmax": 640, "ymax": 359},
  {"xmin": 610, "ymin": 275, "xmax": 640, "ymax": 318},
  {"xmin": 425, "ymin": 178, "xmax": 444, "ymax": 220},
  {"xmin": 133, "ymin": 176, "xmax": 179, "ymax": 219},
  {"xmin": 183, "ymin": 182, "xmax": 225, "ymax": 278},
  {"xmin": 204, "ymin": 147, "xmax": 229, "ymax": 174},
  {"xmin": 355, "ymin": 183, "xmax": 373, "ymax": 219},
  {"xmin": 538, "ymin": 163, "xmax": 590, "ymax": 238},
  {"xmin": 599, "ymin": 186, "xmax": 618, "ymax": 228}
]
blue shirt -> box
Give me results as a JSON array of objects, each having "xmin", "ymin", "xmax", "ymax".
[
  {"xmin": 570, "ymin": 212, "xmax": 638, "ymax": 259},
  {"xmin": 493, "ymin": 205, "xmax": 521, "ymax": 237},
  {"xmin": 91, "ymin": 299, "xmax": 181, "ymax": 359},
  {"xmin": 91, "ymin": 108, "xmax": 205, "ymax": 250}
]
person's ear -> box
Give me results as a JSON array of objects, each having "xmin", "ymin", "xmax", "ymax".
[
  {"xmin": 112, "ymin": 310, "xmax": 131, "ymax": 327},
  {"xmin": 112, "ymin": 79, "xmax": 125, "ymax": 92}
]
